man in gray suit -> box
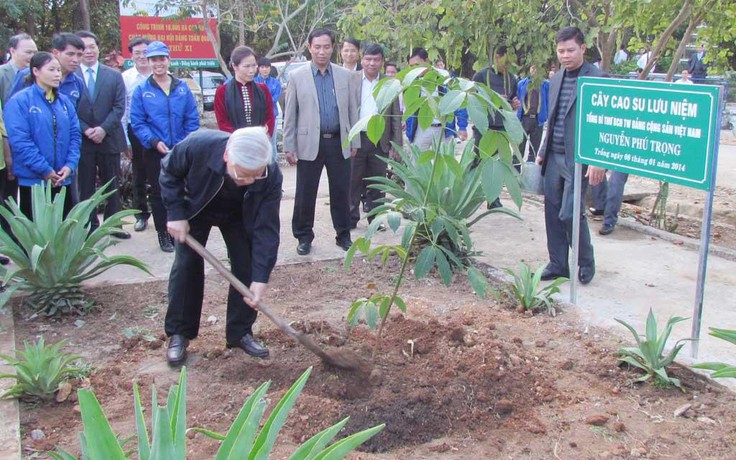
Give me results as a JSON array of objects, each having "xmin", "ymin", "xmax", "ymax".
[
  {"xmin": 536, "ymin": 27, "xmax": 605, "ymax": 285},
  {"xmin": 283, "ymin": 28, "xmax": 359, "ymax": 255},
  {"xmin": 0, "ymin": 33, "xmax": 37, "ymax": 105},
  {"xmin": 75, "ymin": 31, "xmax": 129, "ymax": 238},
  {"xmin": 349, "ymin": 44, "xmax": 402, "ymax": 229}
]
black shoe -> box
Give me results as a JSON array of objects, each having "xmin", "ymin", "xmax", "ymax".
[
  {"xmin": 134, "ymin": 218, "xmax": 148, "ymax": 232},
  {"xmin": 487, "ymin": 198, "xmax": 503, "ymax": 210},
  {"xmin": 227, "ymin": 334, "xmax": 269, "ymax": 358},
  {"xmin": 589, "ymin": 207, "xmax": 604, "ymax": 216},
  {"xmin": 297, "ymin": 241, "xmax": 311, "ymax": 255},
  {"xmin": 599, "ymin": 224, "xmax": 615, "ymax": 235},
  {"xmin": 111, "ymin": 230, "xmax": 131, "ymax": 240},
  {"xmin": 578, "ymin": 264, "xmax": 595, "ymax": 285},
  {"xmin": 166, "ymin": 334, "xmax": 189, "ymax": 366},
  {"xmin": 158, "ymin": 231, "xmax": 175, "ymax": 253},
  {"xmin": 336, "ymin": 237, "xmax": 352, "ymax": 251},
  {"xmin": 0, "ymin": 256, "xmax": 9, "ymax": 265},
  {"xmin": 540, "ymin": 266, "xmax": 569, "ymax": 281}
]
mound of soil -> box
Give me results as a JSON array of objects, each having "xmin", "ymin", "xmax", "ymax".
[{"xmin": 12, "ymin": 260, "xmax": 736, "ymax": 459}]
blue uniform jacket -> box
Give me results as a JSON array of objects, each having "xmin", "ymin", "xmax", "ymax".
[
  {"xmin": 253, "ymin": 75, "xmax": 282, "ymax": 118},
  {"xmin": 130, "ymin": 76, "xmax": 199, "ymax": 150},
  {"xmin": 3, "ymin": 84, "xmax": 81, "ymax": 186},
  {"xmin": 516, "ymin": 78, "xmax": 549, "ymax": 126}
]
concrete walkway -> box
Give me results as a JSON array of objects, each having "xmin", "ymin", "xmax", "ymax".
[{"xmin": 1, "ymin": 141, "xmax": 735, "ymax": 457}]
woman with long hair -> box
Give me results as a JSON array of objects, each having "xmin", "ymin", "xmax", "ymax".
[
  {"xmin": 214, "ymin": 46, "xmax": 274, "ymax": 144},
  {"xmin": 3, "ymin": 51, "xmax": 81, "ymax": 219}
]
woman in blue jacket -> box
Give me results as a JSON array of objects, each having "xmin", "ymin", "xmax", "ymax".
[
  {"xmin": 130, "ymin": 41, "xmax": 199, "ymax": 252},
  {"xmin": 4, "ymin": 52, "xmax": 81, "ymax": 219}
]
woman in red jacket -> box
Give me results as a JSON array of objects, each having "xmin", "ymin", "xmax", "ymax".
[{"xmin": 214, "ymin": 46, "xmax": 274, "ymax": 142}]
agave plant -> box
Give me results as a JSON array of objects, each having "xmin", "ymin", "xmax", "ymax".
[
  {"xmin": 0, "ymin": 182, "xmax": 150, "ymax": 316},
  {"xmin": 0, "ymin": 337, "xmax": 87, "ymax": 400},
  {"xmin": 51, "ymin": 367, "xmax": 384, "ymax": 459},
  {"xmin": 616, "ymin": 309, "xmax": 689, "ymax": 388},
  {"xmin": 504, "ymin": 263, "xmax": 568, "ymax": 316},
  {"xmin": 692, "ymin": 327, "xmax": 736, "ymax": 378}
]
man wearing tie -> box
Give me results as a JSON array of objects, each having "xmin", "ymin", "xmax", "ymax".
[
  {"xmin": 76, "ymin": 31, "xmax": 129, "ymax": 238},
  {"xmin": 688, "ymin": 44, "xmax": 708, "ymax": 83}
]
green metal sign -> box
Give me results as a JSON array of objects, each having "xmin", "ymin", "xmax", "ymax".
[
  {"xmin": 576, "ymin": 77, "xmax": 720, "ymax": 190},
  {"xmin": 123, "ymin": 59, "xmax": 218, "ymax": 69}
]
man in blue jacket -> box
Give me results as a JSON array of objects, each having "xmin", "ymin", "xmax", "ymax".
[
  {"xmin": 516, "ymin": 65, "xmax": 549, "ymax": 162},
  {"xmin": 161, "ymin": 127, "xmax": 282, "ymax": 366}
]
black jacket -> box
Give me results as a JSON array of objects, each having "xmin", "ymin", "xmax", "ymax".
[{"xmin": 160, "ymin": 129, "xmax": 283, "ymax": 282}]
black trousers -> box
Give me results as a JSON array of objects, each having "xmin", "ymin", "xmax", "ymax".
[
  {"xmin": 78, "ymin": 148, "xmax": 122, "ymax": 229},
  {"xmin": 19, "ymin": 184, "xmax": 74, "ymax": 220},
  {"xmin": 520, "ymin": 115, "xmax": 543, "ymax": 162},
  {"xmin": 543, "ymin": 153, "xmax": 594, "ymax": 274},
  {"xmin": 350, "ymin": 133, "xmax": 387, "ymax": 226},
  {"xmin": 142, "ymin": 148, "xmax": 167, "ymax": 232},
  {"xmin": 127, "ymin": 125, "xmax": 150, "ymax": 221},
  {"xmin": 164, "ymin": 206, "xmax": 257, "ymax": 343},
  {"xmin": 292, "ymin": 136, "xmax": 352, "ymax": 243},
  {"xmin": 0, "ymin": 169, "xmax": 17, "ymax": 236}
]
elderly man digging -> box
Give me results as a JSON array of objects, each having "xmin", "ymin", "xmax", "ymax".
[{"xmin": 160, "ymin": 127, "xmax": 282, "ymax": 366}]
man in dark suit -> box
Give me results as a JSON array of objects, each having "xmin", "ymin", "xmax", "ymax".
[
  {"xmin": 687, "ymin": 44, "xmax": 708, "ymax": 83},
  {"xmin": 283, "ymin": 28, "xmax": 359, "ymax": 255},
  {"xmin": 349, "ymin": 44, "xmax": 402, "ymax": 228},
  {"xmin": 75, "ymin": 31, "xmax": 129, "ymax": 238},
  {"xmin": 535, "ymin": 27, "xmax": 605, "ymax": 285}
]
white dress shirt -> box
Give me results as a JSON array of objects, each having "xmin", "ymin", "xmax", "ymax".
[{"xmin": 359, "ymin": 71, "xmax": 380, "ymax": 124}]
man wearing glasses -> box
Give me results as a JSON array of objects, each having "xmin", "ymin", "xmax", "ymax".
[{"xmin": 160, "ymin": 127, "xmax": 282, "ymax": 366}]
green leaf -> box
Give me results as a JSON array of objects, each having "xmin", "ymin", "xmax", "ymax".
[
  {"xmin": 251, "ymin": 368, "xmax": 313, "ymax": 460},
  {"xmin": 364, "ymin": 301, "xmax": 379, "ymax": 329},
  {"xmin": 150, "ymin": 405, "xmax": 177, "ymax": 459},
  {"xmin": 438, "ymin": 90, "xmax": 465, "ymax": 116},
  {"xmin": 77, "ymin": 389, "xmax": 127, "ymax": 460},
  {"xmin": 133, "ymin": 383, "xmax": 151, "ymax": 460},
  {"xmin": 467, "ymin": 266, "xmax": 489, "ymax": 298},
  {"xmin": 393, "ymin": 295, "xmax": 407, "ymax": 314},
  {"xmin": 374, "ymin": 78, "xmax": 402, "ymax": 113},
  {"xmin": 287, "ymin": 418, "xmax": 350, "ymax": 460},
  {"xmin": 347, "ymin": 116, "xmax": 371, "ymax": 144},
  {"xmin": 502, "ymin": 110, "xmax": 525, "ymax": 144},
  {"xmin": 366, "ymin": 115, "xmax": 386, "ymax": 146},
  {"xmin": 466, "ymin": 94, "xmax": 488, "ymax": 134},
  {"xmin": 480, "ymin": 159, "xmax": 504, "ymax": 203},
  {"xmin": 414, "ymin": 246, "xmax": 436, "ymax": 279},
  {"xmin": 435, "ymin": 250, "xmax": 452, "ymax": 286},
  {"xmin": 311, "ymin": 424, "xmax": 385, "ymax": 460},
  {"xmin": 215, "ymin": 381, "xmax": 270, "ymax": 459}
]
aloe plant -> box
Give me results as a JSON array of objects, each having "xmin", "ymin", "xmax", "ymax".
[
  {"xmin": 504, "ymin": 263, "xmax": 568, "ymax": 316},
  {"xmin": 616, "ymin": 309, "xmax": 689, "ymax": 388},
  {"xmin": 0, "ymin": 182, "xmax": 150, "ymax": 316},
  {"xmin": 0, "ymin": 337, "xmax": 87, "ymax": 400},
  {"xmin": 692, "ymin": 327, "xmax": 736, "ymax": 378},
  {"xmin": 51, "ymin": 367, "xmax": 384, "ymax": 459}
]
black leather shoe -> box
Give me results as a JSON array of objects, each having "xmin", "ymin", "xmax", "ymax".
[
  {"xmin": 167, "ymin": 334, "xmax": 189, "ymax": 366},
  {"xmin": 158, "ymin": 231, "xmax": 175, "ymax": 253},
  {"xmin": 336, "ymin": 237, "xmax": 352, "ymax": 251},
  {"xmin": 578, "ymin": 264, "xmax": 595, "ymax": 285},
  {"xmin": 487, "ymin": 198, "xmax": 503, "ymax": 210},
  {"xmin": 227, "ymin": 334, "xmax": 269, "ymax": 358},
  {"xmin": 112, "ymin": 230, "xmax": 131, "ymax": 240},
  {"xmin": 134, "ymin": 218, "xmax": 148, "ymax": 232},
  {"xmin": 296, "ymin": 241, "xmax": 311, "ymax": 255},
  {"xmin": 589, "ymin": 207, "xmax": 604, "ymax": 216},
  {"xmin": 0, "ymin": 256, "xmax": 9, "ymax": 265},
  {"xmin": 540, "ymin": 266, "xmax": 569, "ymax": 281},
  {"xmin": 599, "ymin": 224, "xmax": 615, "ymax": 235}
]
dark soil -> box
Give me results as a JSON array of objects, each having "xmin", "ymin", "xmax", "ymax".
[{"xmin": 12, "ymin": 260, "xmax": 736, "ymax": 459}]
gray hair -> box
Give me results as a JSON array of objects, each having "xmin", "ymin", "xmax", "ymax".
[{"xmin": 226, "ymin": 126, "xmax": 272, "ymax": 169}]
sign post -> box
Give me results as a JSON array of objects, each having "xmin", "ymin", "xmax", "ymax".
[{"xmin": 573, "ymin": 77, "xmax": 722, "ymax": 358}]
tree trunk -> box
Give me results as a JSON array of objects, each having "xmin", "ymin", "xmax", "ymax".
[
  {"xmin": 77, "ymin": 0, "xmax": 91, "ymax": 31},
  {"xmin": 238, "ymin": 5, "xmax": 245, "ymax": 46},
  {"xmin": 666, "ymin": 13, "xmax": 704, "ymax": 81},
  {"xmin": 640, "ymin": 0, "xmax": 693, "ymax": 79}
]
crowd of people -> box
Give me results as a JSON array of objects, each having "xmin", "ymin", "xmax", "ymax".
[{"xmin": 0, "ymin": 26, "xmax": 709, "ymax": 365}]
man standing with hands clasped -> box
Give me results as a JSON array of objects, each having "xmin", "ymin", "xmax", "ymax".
[
  {"xmin": 536, "ymin": 27, "xmax": 606, "ymax": 285},
  {"xmin": 283, "ymin": 28, "xmax": 359, "ymax": 256},
  {"xmin": 161, "ymin": 127, "xmax": 282, "ymax": 366}
]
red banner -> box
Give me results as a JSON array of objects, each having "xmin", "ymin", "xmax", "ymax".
[{"xmin": 120, "ymin": 16, "xmax": 218, "ymax": 59}]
